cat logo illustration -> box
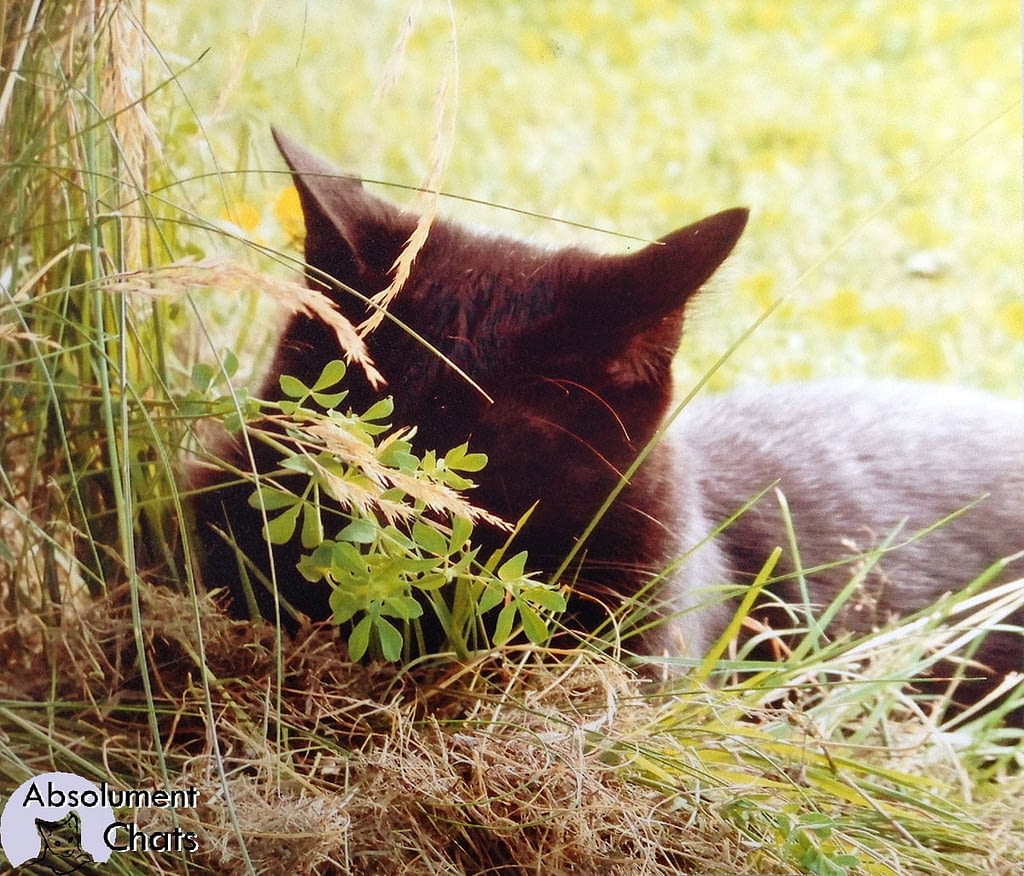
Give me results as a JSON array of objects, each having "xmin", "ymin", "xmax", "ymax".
[
  {"xmin": 0, "ymin": 773, "xmax": 114, "ymax": 873},
  {"xmin": 26, "ymin": 811, "xmax": 96, "ymax": 874}
]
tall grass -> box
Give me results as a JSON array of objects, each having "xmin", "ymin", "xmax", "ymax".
[
  {"xmin": 2, "ymin": 1, "xmax": 155, "ymax": 607},
  {"xmin": 0, "ymin": 3, "xmax": 1021, "ymax": 875}
]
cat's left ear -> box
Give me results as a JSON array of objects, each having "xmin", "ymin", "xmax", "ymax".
[
  {"xmin": 548, "ymin": 207, "xmax": 747, "ymax": 385},
  {"xmin": 607, "ymin": 207, "xmax": 749, "ymax": 316}
]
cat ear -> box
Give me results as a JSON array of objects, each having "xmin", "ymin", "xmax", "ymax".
[
  {"xmin": 553, "ymin": 207, "xmax": 748, "ymax": 386},
  {"xmin": 272, "ymin": 127, "xmax": 413, "ymax": 283},
  {"xmin": 607, "ymin": 207, "xmax": 749, "ymax": 316}
]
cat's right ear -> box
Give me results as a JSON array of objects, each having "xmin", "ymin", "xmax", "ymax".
[{"xmin": 272, "ymin": 128, "xmax": 413, "ymax": 282}]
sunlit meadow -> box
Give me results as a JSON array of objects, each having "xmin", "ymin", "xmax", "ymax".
[{"xmin": 164, "ymin": 0, "xmax": 1022, "ymax": 396}]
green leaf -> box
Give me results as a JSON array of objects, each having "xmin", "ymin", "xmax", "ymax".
[
  {"xmin": 348, "ymin": 615, "xmax": 372, "ymax": 661},
  {"xmin": 477, "ymin": 584, "xmax": 505, "ymax": 615},
  {"xmin": 414, "ymin": 572, "xmax": 448, "ymax": 592},
  {"xmin": 248, "ymin": 486, "xmax": 297, "ymax": 511},
  {"xmin": 376, "ymin": 617, "xmax": 404, "ymax": 662},
  {"xmin": 412, "ymin": 520, "xmax": 448, "ymax": 556},
  {"xmin": 449, "ymin": 516, "xmax": 473, "ymax": 552},
  {"xmin": 397, "ymin": 556, "xmax": 444, "ymax": 575},
  {"xmin": 298, "ymin": 545, "xmax": 333, "ymax": 583},
  {"xmin": 312, "ymin": 358, "xmax": 347, "ymax": 391},
  {"xmin": 279, "ymin": 373, "xmax": 308, "ymax": 399},
  {"xmin": 337, "ymin": 518, "xmax": 378, "ymax": 544},
  {"xmin": 441, "ymin": 472, "xmax": 473, "ymax": 491},
  {"xmin": 497, "ymin": 550, "xmax": 529, "ymax": 582},
  {"xmin": 383, "ymin": 594, "xmax": 423, "ymax": 620},
  {"xmin": 450, "ymin": 550, "xmax": 478, "ymax": 579},
  {"xmin": 461, "ymin": 453, "xmax": 487, "ymax": 471},
  {"xmin": 362, "ymin": 396, "xmax": 394, "ymax": 421},
  {"xmin": 281, "ymin": 454, "xmax": 317, "ymax": 476},
  {"xmin": 518, "ymin": 602, "xmax": 548, "ymax": 644},
  {"xmin": 446, "ymin": 443, "xmax": 487, "ymax": 472},
  {"xmin": 246, "ymin": 485, "xmax": 294, "ymax": 514},
  {"xmin": 380, "ymin": 445, "xmax": 419, "ymax": 471},
  {"xmin": 264, "ymin": 504, "xmax": 300, "ymax": 544},
  {"xmin": 222, "ymin": 349, "xmax": 239, "ymax": 379},
  {"xmin": 524, "ymin": 586, "xmax": 566, "ymax": 612},
  {"xmin": 493, "ymin": 601, "xmax": 517, "ymax": 645},
  {"xmin": 798, "ymin": 813, "xmax": 835, "ymax": 835},
  {"xmin": 190, "ymin": 362, "xmax": 214, "ymax": 392},
  {"xmin": 328, "ymin": 580, "xmax": 362, "ymax": 623},
  {"xmin": 330, "ymin": 540, "xmax": 369, "ymax": 575},
  {"xmin": 311, "ymin": 390, "xmax": 347, "ymax": 409},
  {"xmin": 380, "ymin": 524, "xmax": 415, "ymax": 553},
  {"xmin": 300, "ymin": 502, "xmax": 323, "ymax": 549}
]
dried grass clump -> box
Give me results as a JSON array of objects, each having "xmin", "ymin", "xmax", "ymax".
[
  {"xmin": 0, "ymin": 585, "xmax": 753, "ymax": 874},
  {"xmin": 4, "ymin": 582, "xmax": 1021, "ymax": 875}
]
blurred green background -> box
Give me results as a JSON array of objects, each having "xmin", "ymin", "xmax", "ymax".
[{"xmin": 163, "ymin": 1, "xmax": 1022, "ymax": 396}]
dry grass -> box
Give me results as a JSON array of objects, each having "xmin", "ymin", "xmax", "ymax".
[
  {"xmin": 109, "ymin": 257, "xmax": 384, "ymax": 389},
  {"xmin": 2, "ymin": 582, "xmax": 1022, "ymax": 874},
  {"xmin": 4, "ymin": 587, "xmax": 723, "ymax": 874}
]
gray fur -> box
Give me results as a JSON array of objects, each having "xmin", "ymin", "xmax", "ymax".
[{"xmin": 659, "ymin": 380, "xmax": 1023, "ymax": 679}]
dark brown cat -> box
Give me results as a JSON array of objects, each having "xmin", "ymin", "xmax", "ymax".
[{"xmin": 192, "ymin": 129, "xmax": 1022, "ymax": 719}]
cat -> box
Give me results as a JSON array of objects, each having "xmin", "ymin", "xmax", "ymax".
[
  {"xmin": 28, "ymin": 811, "xmax": 97, "ymax": 874},
  {"xmin": 191, "ymin": 128, "xmax": 1023, "ymax": 720}
]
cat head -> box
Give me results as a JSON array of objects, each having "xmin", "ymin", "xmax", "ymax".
[
  {"xmin": 271, "ymin": 129, "xmax": 747, "ymax": 536},
  {"xmin": 34, "ymin": 810, "xmax": 93, "ymax": 865}
]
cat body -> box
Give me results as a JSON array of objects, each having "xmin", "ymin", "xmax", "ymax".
[
  {"xmin": 192, "ymin": 130, "xmax": 1022, "ymax": 716},
  {"xmin": 672, "ymin": 382, "xmax": 1023, "ymax": 665}
]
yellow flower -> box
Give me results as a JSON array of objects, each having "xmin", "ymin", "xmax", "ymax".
[
  {"xmin": 740, "ymin": 271, "xmax": 777, "ymax": 311},
  {"xmin": 821, "ymin": 288, "xmax": 863, "ymax": 330},
  {"xmin": 275, "ymin": 186, "xmax": 306, "ymax": 244},
  {"xmin": 998, "ymin": 300, "xmax": 1024, "ymax": 340},
  {"xmin": 864, "ymin": 305, "xmax": 907, "ymax": 333},
  {"xmin": 898, "ymin": 207, "xmax": 945, "ymax": 248},
  {"xmin": 520, "ymin": 32, "xmax": 552, "ymax": 63},
  {"xmin": 220, "ymin": 201, "xmax": 261, "ymax": 234},
  {"xmin": 895, "ymin": 330, "xmax": 947, "ymax": 379}
]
